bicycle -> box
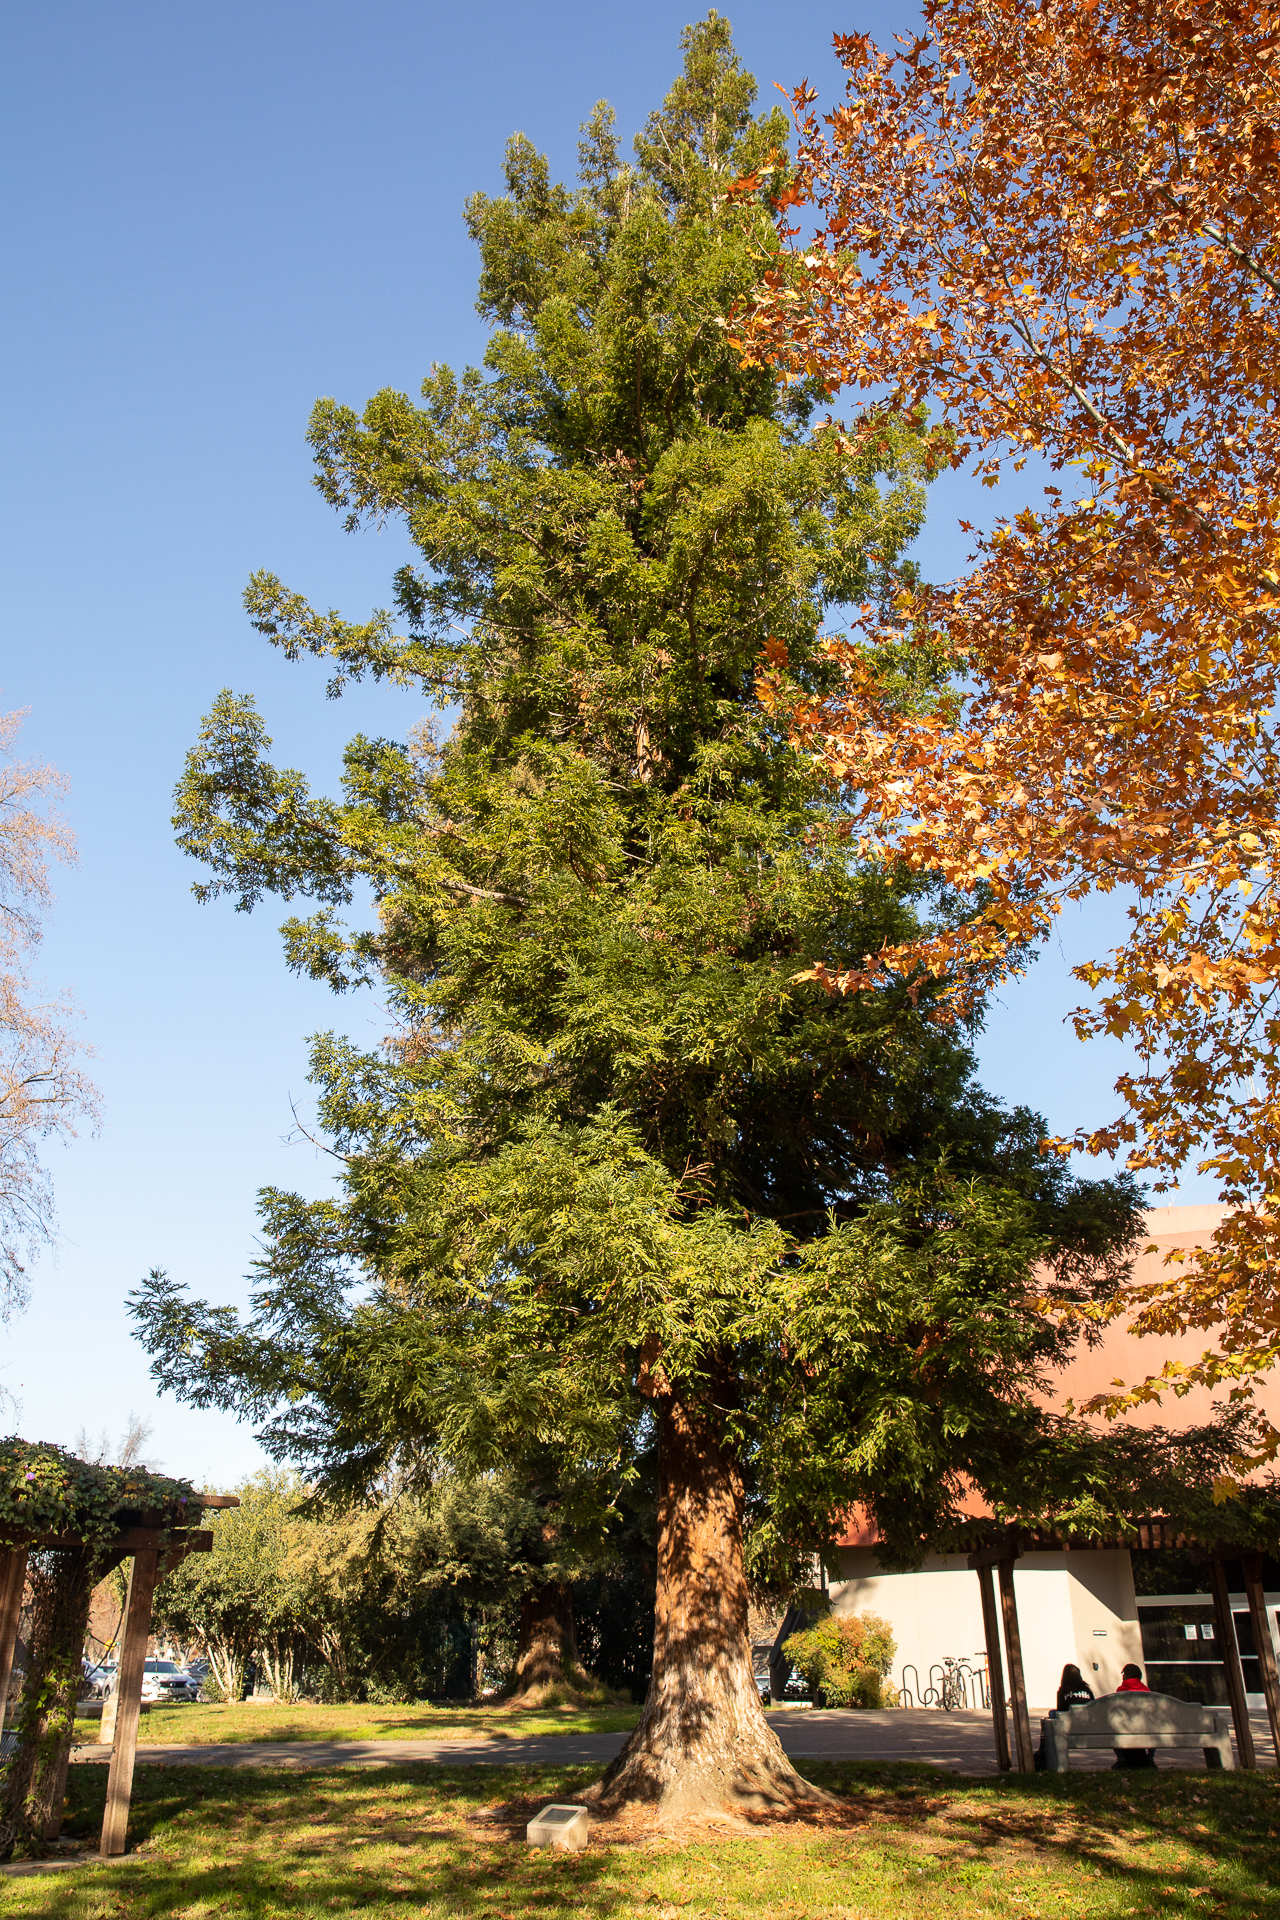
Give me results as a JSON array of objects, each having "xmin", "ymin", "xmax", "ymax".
[{"xmin": 929, "ymin": 1655, "xmax": 990, "ymax": 1711}]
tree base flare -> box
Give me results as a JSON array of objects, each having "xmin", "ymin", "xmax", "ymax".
[
  {"xmin": 585, "ymin": 1707, "xmax": 833, "ymax": 1819},
  {"xmin": 505, "ymin": 1580, "xmax": 620, "ymax": 1708},
  {"xmin": 505, "ymin": 1671, "xmax": 620, "ymax": 1710}
]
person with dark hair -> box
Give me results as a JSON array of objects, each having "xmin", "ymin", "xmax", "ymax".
[
  {"xmin": 1058, "ymin": 1664, "xmax": 1095, "ymax": 1711},
  {"xmin": 1113, "ymin": 1662, "xmax": 1156, "ymax": 1767},
  {"xmin": 1035, "ymin": 1662, "xmax": 1096, "ymax": 1767}
]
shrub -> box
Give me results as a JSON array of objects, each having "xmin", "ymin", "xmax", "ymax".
[{"xmin": 783, "ymin": 1611, "xmax": 896, "ymax": 1709}]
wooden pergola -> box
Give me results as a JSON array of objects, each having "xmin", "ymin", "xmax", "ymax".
[
  {"xmin": 969, "ymin": 1519, "xmax": 1280, "ymax": 1773},
  {"xmin": 0, "ymin": 1491, "xmax": 239, "ymax": 1856}
]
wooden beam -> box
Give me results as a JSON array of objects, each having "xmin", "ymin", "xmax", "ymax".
[
  {"xmin": 13, "ymin": 1527, "xmax": 162, "ymax": 1552},
  {"xmin": 1242, "ymin": 1552, "xmax": 1280, "ymax": 1764},
  {"xmin": 99, "ymin": 1548, "xmax": 159, "ymax": 1857},
  {"xmin": 1208, "ymin": 1556, "xmax": 1256, "ymax": 1770},
  {"xmin": 0, "ymin": 1547, "xmax": 28, "ymax": 1728},
  {"xmin": 157, "ymin": 1530, "xmax": 213, "ymax": 1579},
  {"xmin": 2, "ymin": 1523, "xmax": 218, "ymax": 1552},
  {"xmin": 967, "ymin": 1534, "xmax": 1020, "ymax": 1570},
  {"xmin": 976, "ymin": 1562, "xmax": 1012, "ymax": 1772},
  {"xmin": 997, "ymin": 1558, "xmax": 1034, "ymax": 1772}
]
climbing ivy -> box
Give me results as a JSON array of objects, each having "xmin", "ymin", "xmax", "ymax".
[{"xmin": 0, "ymin": 1437, "xmax": 196, "ymax": 1552}]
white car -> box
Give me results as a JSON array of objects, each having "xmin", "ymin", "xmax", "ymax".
[
  {"xmin": 81, "ymin": 1661, "xmax": 117, "ymax": 1699},
  {"xmin": 140, "ymin": 1659, "xmax": 200, "ymax": 1704}
]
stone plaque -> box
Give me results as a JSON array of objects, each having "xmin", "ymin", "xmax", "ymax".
[{"xmin": 525, "ymin": 1803, "xmax": 589, "ymax": 1851}]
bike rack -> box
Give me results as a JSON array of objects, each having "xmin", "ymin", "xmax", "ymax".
[{"xmin": 898, "ymin": 1655, "xmax": 991, "ymax": 1712}]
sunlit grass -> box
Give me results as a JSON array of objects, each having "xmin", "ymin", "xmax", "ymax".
[
  {"xmin": 10, "ymin": 1757, "xmax": 1279, "ymax": 1917},
  {"xmin": 73, "ymin": 1697, "xmax": 641, "ymax": 1746}
]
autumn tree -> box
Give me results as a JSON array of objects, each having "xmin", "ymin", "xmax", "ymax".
[
  {"xmin": 133, "ymin": 16, "xmax": 1146, "ymax": 1815},
  {"xmin": 737, "ymin": 0, "xmax": 1280, "ymax": 1445},
  {"xmin": 0, "ymin": 709, "xmax": 96, "ymax": 1322}
]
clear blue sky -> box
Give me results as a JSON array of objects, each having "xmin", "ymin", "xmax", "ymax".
[{"xmin": 0, "ymin": 0, "xmax": 1203, "ymax": 1488}]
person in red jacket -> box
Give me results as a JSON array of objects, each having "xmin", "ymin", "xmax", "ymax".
[{"xmin": 1114, "ymin": 1663, "xmax": 1156, "ymax": 1767}]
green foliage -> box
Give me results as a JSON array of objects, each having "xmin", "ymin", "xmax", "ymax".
[
  {"xmin": 784, "ymin": 1611, "xmax": 897, "ymax": 1709},
  {"xmin": 152, "ymin": 1469, "xmax": 563, "ymax": 1702},
  {"xmin": 133, "ymin": 14, "xmax": 1167, "ymax": 1595},
  {"xmin": 0, "ymin": 1436, "xmax": 194, "ymax": 1553},
  {"xmin": 153, "ymin": 1471, "xmax": 310, "ymax": 1699}
]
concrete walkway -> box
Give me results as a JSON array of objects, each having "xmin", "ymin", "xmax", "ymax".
[{"xmin": 69, "ymin": 1706, "xmax": 1277, "ymax": 1776}]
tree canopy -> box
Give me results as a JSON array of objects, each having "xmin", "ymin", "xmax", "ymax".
[{"xmin": 135, "ymin": 13, "xmax": 1152, "ymax": 1813}]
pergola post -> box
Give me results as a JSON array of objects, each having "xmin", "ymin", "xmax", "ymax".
[
  {"xmin": 99, "ymin": 1546, "xmax": 159, "ymax": 1857},
  {"xmin": 997, "ymin": 1558, "xmax": 1034, "ymax": 1772},
  {"xmin": 1208, "ymin": 1555, "xmax": 1256, "ymax": 1769},
  {"xmin": 1242, "ymin": 1552, "xmax": 1280, "ymax": 1763},
  {"xmin": 975, "ymin": 1562, "xmax": 1012, "ymax": 1771},
  {"xmin": 99, "ymin": 1676, "xmax": 119, "ymax": 1748},
  {"xmin": 0, "ymin": 1547, "xmax": 28, "ymax": 1729}
]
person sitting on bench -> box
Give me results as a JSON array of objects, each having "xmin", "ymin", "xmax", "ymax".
[
  {"xmin": 1113, "ymin": 1662, "xmax": 1157, "ymax": 1768},
  {"xmin": 1059, "ymin": 1663, "xmax": 1095, "ymax": 1710},
  {"xmin": 1035, "ymin": 1663, "xmax": 1096, "ymax": 1767}
]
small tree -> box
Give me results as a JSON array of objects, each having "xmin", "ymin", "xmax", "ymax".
[
  {"xmin": 153, "ymin": 1471, "xmax": 308, "ymax": 1701},
  {"xmin": 274, "ymin": 1502, "xmax": 381, "ymax": 1701},
  {"xmin": 784, "ymin": 1611, "xmax": 895, "ymax": 1709}
]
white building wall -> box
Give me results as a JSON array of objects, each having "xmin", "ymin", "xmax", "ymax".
[
  {"xmin": 831, "ymin": 1546, "xmax": 1143, "ymax": 1710},
  {"xmin": 1062, "ymin": 1549, "xmax": 1144, "ymax": 1692}
]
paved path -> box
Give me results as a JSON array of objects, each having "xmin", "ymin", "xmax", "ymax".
[{"xmin": 69, "ymin": 1707, "xmax": 1277, "ymax": 1776}]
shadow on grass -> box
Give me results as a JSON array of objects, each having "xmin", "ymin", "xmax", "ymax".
[
  {"xmin": 809, "ymin": 1760, "xmax": 1280, "ymax": 1918},
  {"xmin": 14, "ymin": 1758, "xmax": 1279, "ymax": 1918}
]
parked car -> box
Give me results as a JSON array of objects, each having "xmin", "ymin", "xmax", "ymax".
[
  {"xmin": 80, "ymin": 1661, "xmax": 117, "ymax": 1699},
  {"xmin": 140, "ymin": 1659, "xmax": 200, "ymax": 1704},
  {"xmin": 760, "ymin": 1664, "xmax": 810, "ymax": 1704}
]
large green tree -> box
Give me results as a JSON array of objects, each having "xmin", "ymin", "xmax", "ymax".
[{"xmin": 135, "ymin": 17, "xmax": 1146, "ymax": 1815}]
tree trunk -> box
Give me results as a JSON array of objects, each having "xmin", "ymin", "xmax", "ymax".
[
  {"xmin": 257, "ymin": 1636, "xmax": 297, "ymax": 1703},
  {"xmin": 0, "ymin": 1546, "xmax": 100, "ymax": 1858},
  {"xmin": 206, "ymin": 1639, "xmax": 245, "ymax": 1704},
  {"xmin": 509, "ymin": 1581, "xmax": 581, "ymax": 1701},
  {"xmin": 588, "ymin": 1388, "xmax": 829, "ymax": 1819}
]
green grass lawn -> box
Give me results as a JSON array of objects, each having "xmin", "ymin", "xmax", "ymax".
[
  {"xmin": 10, "ymin": 1759, "xmax": 1279, "ymax": 1918},
  {"xmin": 72, "ymin": 1699, "xmax": 642, "ymax": 1746}
]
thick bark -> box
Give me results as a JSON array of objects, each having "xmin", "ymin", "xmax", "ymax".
[
  {"xmin": 588, "ymin": 1388, "xmax": 830, "ymax": 1819},
  {"xmin": 0, "ymin": 1546, "xmax": 100, "ymax": 1858},
  {"xmin": 508, "ymin": 1581, "xmax": 582, "ymax": 1701}
]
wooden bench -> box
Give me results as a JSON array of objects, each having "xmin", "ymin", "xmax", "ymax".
[{"xmin": 1042, "ymin": 1692, "xmax": 1234, "ymax": 1770}]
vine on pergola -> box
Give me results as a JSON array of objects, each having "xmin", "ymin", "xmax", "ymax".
[{"xmin": 0, "ymin": 1439, "xmax": 196, "ymax": 1860}]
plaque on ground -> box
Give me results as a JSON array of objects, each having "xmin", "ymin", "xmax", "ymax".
[{"xmin": 526, "ymin": 1803, "xmax": 589, "ymax": 1850}]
